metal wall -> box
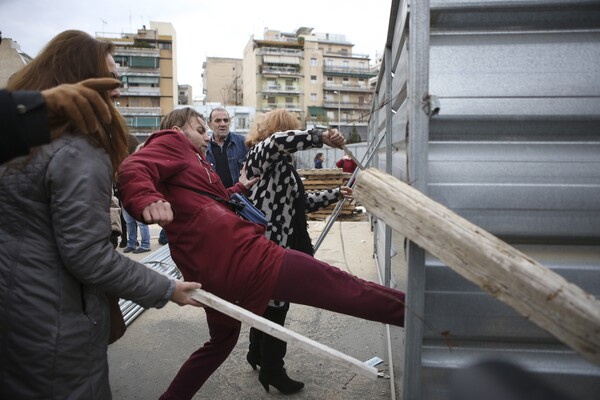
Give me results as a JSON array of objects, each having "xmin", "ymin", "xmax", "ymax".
[{"xmin": 369, "ymin": 1, "xmax": 600, "ymax": 399}]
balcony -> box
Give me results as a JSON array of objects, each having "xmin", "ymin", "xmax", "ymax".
[
  {"xmin": 323, "ymin": 50, "xmax": 370, "ymax": 59},
  {"xmin": 324, "ymin": 101, "xmax": 371, "ymax": 110},
  {"xmin": 119, "ymin": 86, "xmax": 161, "ymax": 97},
  {"xmin": 261, "ymin": 66, "xmax": 302, "ymax": 77},
  {"xmin": 116, "ymin": 106, "xmax": 161, "ymax": 116},
  {"xmin": 258, "ymin": 47, "xmax": 303, "ymax": 57},
  {"xmin": 323, "ymin": 66, "xmax": 377, "ymax": 78},
  {"xmin": 262, "ymin": 85, "xmax": 301, "ymax": 95},
  {"xmin": 324, "ymin": 83, "xmax": 373, "ymax": 93},
  {"xmin": 261, "ymin": 103, "xmax": 303, "ymax": 113},
  {"xmin": 118, "ymin": 67, "xmax": 160, "ymax": 77},
  {"xmin": 114, "ymin": 47, "xmax": 160, "ymax": 58}
]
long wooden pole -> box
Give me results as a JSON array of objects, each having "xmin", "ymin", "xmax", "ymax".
[
  {"xmin": 354, "ymin": 168, "xmax": 600, "ymax": 366},
  {"xmin": 189, "ymin": 289, "xmax": 379, "ymax": 380}
]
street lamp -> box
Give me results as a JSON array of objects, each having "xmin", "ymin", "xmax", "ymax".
[{"xmin": 334, "ymin": 90, "xmax": 341, "ymax": 127}]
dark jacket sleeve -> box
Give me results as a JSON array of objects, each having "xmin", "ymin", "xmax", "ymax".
[
  {"xmin": 0, "ymin": 90, "xmax": 49, "ymax": 164},
  {"xmin": 47, "ymin": 136, "xmax": 171, "ymax": 308}
]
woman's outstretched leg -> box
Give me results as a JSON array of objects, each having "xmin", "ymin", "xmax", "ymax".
[
  {"xmin": 271, "ymin": 249, "xmax": 405, "ymax": 327},
  {"xmin": 159, "ymin": 313, "xmax": 241, "ymax": 400}
]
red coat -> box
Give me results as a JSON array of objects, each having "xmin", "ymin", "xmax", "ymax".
[
  {"xmin": 118, "ymin": 130, "xmax": 285, "ymax": 324},
  {"xmin": 336, "ymin": 157, "xmax": 358, "ymax": 174}
]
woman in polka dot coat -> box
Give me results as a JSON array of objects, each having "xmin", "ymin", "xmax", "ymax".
[{"xmin": 243, "ymin": 109, "xmax": 352, "ymax": 394}]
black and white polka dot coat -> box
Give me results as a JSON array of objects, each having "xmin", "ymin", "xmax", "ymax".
[{"xmin": 244, "ymin": 129, "xmax": 342, "ymax": 248}]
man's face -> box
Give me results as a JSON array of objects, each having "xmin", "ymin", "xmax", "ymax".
[
  {"xmin": 209, "ymin": 110, "xmax": 231, "ymax": 139},
  {"xmin": 182, "ymin": 116, "xmax": 210, "ymax": 154},
  {"xmin": 106, "ymin": 54, "xmax": 121, "ymax": 101}
]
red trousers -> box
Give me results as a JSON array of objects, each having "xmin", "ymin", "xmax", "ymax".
[{"xmin": 160, "ymin": 249, "xmax": 405, "ymax": 400}]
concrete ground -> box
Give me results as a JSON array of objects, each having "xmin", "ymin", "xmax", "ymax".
[{"xmin": 108, "ymin": 220, "xmax": 402, "ymax": 400}]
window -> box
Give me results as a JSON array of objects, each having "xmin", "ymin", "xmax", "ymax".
[
  {"xmin": 343, "ymin": 61, "xmax": 349, "ymax": 69},
  {"xmin": 310, "ymin": 58, "xmax": 317, "ymax": 66},
  {"xmin": 130, "ymin": 56, "xmax": 159, "ymax": 68},
  {"xmin": 311, "ymin": 93, "xmax": 317, "ymax": 101},
  {"xmin": 325, "ymin": 59, "xmax": 332, "ymax": 67},
  {"xmin": 310, "ymin": 75, "xmax": 317, "ymax": 84}
]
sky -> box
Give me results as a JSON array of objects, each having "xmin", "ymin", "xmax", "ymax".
[{"xmin": 0, "ymin": 0, "xmax": 392, "ymax": 98}]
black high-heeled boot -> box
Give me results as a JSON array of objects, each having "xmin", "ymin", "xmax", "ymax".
[
  {"xmin": 258, "ymin": 368, "xmax": 305, "ymax": 394},
  {"xmin": 257, "ymin": 303, "xmax": 304, "ymax": 394},
  {"xmin": 246, "ymin": 327, "xmax": 262, "ymax": 370}
]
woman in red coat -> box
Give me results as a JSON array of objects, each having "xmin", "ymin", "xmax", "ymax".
[
  {"xmin": 336, "ymin": 154, "xmax": 359, "ymax": 174},
  {"xmin": 118, "ymin": 108, "xmax": 406, "ymax": 400}
]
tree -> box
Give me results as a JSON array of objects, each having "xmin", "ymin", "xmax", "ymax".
[{"xmin": 347, "ymin": 124, "xmax": 362, "ymax": 144}]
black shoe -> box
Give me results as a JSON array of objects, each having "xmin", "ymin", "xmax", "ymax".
[
  {"xmin": 158, "ymin": 238, "xmax": 168, "ymax": 245},
  {"xmin": 132, "ymin": 247, "xmax": 151, "ymax": 254},
  {"xmin": 258, "ymin": 369, "xmax": 304, "ymax": 394},
  {"xmin": 123, "ymin": 247, "xmax": 136, "ymax": 253},
  {"xmin": 119, "ymin": 240, "xmax": 128, "ymax": 248}
]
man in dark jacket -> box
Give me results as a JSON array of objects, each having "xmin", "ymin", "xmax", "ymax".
[
  {"xmin": 205, "ymin": 107, "xmax": 248, "ymax": 187},
  {"xmin": 0, "ymin": 78, "xmax": 119, "ymax": 164}
]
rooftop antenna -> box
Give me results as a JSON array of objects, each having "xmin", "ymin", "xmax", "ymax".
[{"xmin": 99, "ymin": 18, "xmax": 107, "ymax": 34}]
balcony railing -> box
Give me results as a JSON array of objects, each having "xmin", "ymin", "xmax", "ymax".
[
  {"xmin": 261, "ymin": 66, "xmax": 302, "ymax": 76},
  {"xmin": 116, "ymin": 106, "xmax": 161, "ymax": 115},
  {"xmin": 258, "ymin": 47, "xmax": 303, "ymax": 57},
  {"xmin": 324, "ymin": 83, "xmax": 374, "ymax": 92},
  {"xmin": 117, "ymin": 67, "xmax": 160, "ymax": 77},
  {"xmin": 114, "ymin": 47, "xmax": 160, "ymax": 57},
  {"xmin": 119, "ymin": 87, "xmax": 161, "ymax": 96},
  {"xmin": 323, "ymin": 50, "xmax": 370, "ymax": 59},
  {"xmin": 261, "ymin": 103, "xmax": 303, "ymax": 112},
  {"xmin": 323, "ymin": 66, "xmax": 377, "ymax": 77},
  {"xmin": 323, "ymin": 101, "xmax": 371, "ymax": 109},
  {"xmin": 262, "ymin": 85, "xmax": 301, "ymax": 94}
]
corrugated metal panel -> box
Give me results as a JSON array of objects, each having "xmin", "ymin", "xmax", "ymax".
[{"xmin": 370, "ymin": 0, "xmax": 600, "ymax": 399}]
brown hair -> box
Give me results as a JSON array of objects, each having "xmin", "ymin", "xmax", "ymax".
[
  {"xmin": 245, "ymin": 109, "xmax": 301, "ymax": 148},
  {"xmin": 7, "ymin": 30, "xmax": 128, "ymax": 173},
  {"xmin": 160, "ymin": 107, "xmax": 205, "ymax": 131}
]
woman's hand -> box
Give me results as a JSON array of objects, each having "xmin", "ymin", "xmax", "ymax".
[
  {"xmin": 322, "ymin": 128, "xmax": 345, "ymax": 149},
  {"xmin": 340, "ymin": 185, "xmax": 353, "ymax": 199},
  {"xmin": 239, "ymin": 164, "xmax": 259, "ymax": 190},
  {"xmin": 170, "ymin": 281, "xmax": 205, "ymax": 307}
]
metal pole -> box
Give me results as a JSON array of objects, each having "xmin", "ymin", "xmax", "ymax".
[
  {"xmin": 313, "ymin": 132, "xmax": 387, "ymax": 253},
  {"xmin": 338, "ymin": 90, "xmax": 341, "ymax": 127}
]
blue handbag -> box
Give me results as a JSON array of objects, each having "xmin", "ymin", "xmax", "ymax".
[
  {"xmin": 174, "ymin": 184, "xmax": 268, "ymax": 227},
  {"xmin": 228, "ymin": 193, "xmax": 268, "ymax": 227}
]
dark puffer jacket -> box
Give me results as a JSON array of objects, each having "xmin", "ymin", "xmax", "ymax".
[{"xmin": 0, "ymin": 133, "xmax": 172, "ymax": 399}]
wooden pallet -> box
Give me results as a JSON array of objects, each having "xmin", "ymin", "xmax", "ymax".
[{"xmin": 297, "ymin": 168, "xmax": 357, "ymax": 220}]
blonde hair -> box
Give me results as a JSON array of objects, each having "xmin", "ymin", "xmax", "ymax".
[{"xmin": 245, "ymin": 109, "xmax": 301, "ymax": 148}]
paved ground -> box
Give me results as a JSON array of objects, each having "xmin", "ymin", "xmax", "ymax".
[{"xmin": 108, "ymin": 220, "xmax": 402, "ymax": 400}]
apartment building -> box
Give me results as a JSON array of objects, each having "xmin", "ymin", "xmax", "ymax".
[
  {"xmin": 241, "ymin": 27, "xmax": 376, "ymax": 136},
  {"xmin": 202, "ymin": 57, "xmax": 243, "ymax": 106},
  {"xmin": 97, "ymin": 22, "xmax": 176, "ymax": 141},
  {"xmin": 178, "ymin": 84, "xmax": 193, "ymax": 105},
  {"xmin": 0, "ymin": 37, "xmax": 33, "ymax": 87}
]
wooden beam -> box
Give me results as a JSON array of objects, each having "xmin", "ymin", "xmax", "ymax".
[
  {"xmin": 189, "ymin": 289, "xmax": 379, "ymax": 380},
  {"xmin": 354, "ymin": 168, "xmax": 600, "ymax": 366}
]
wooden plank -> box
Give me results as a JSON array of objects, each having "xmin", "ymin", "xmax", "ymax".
[
  {"xmin": 354, "ymin": 168, "xmax": 600, "ymax": 366},
  {"xmin": 189, "ymin": 288, "xmax": 379, "ymax": 380}
]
